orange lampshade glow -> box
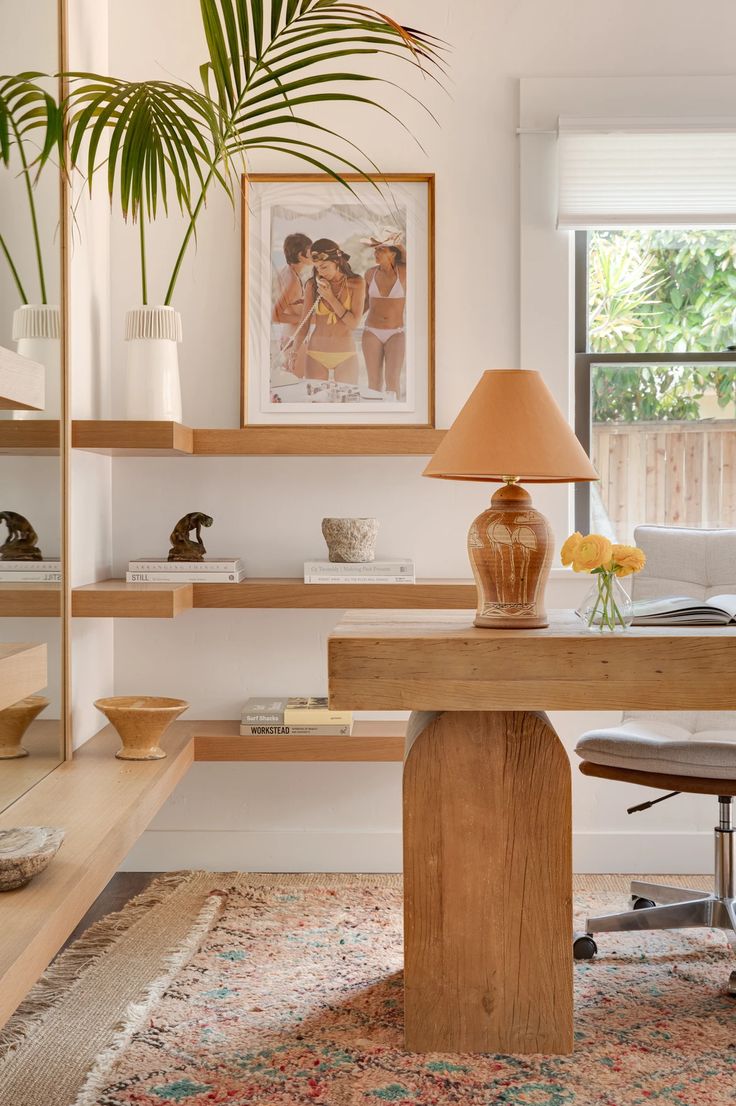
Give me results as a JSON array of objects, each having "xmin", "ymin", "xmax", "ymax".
[{"xmin": 423, "ymin": 369, "xmax": 598, "ymax": 483}]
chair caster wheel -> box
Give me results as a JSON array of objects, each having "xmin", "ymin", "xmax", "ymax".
[
  {"xmin": 632, "ymin": 896, "xmax": 656, "ymax": 910},
  {"xmin": 573, "ymin": 933, "xmax": 598, "ymax": 960},
  {"xmin": 727, "ymin": 971, "xmax": 736, "ymax": 998}
]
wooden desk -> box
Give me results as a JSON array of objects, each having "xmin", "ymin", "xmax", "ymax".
[{"xmin": 328, "ymin": 610, "xmax": 736, "ymax": 1055}]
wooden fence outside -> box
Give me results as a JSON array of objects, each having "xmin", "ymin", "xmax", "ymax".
[{"xmin": 592, "ymin": 420, "xmax": 736, "ymax": 540}]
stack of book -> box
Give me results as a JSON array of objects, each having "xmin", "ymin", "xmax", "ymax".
[
  {"xmin": 126, "ymin": 558, "xmax": 245, "ymax": 583},
  {"xmin": 0, "ymin": 559, "xmax": 61, "ymax": 583},
  {"xmin": 240, "ymin": 696, "xmax": 353, "ymax": 736},
  {"xmin": 304, "ymin": 559, "xmax": 415, "ymax": 584}
]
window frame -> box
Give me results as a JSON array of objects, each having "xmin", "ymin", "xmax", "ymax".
[
  {"xmin": 573, "ymin": 229, "xmax": 736, "ymax": 532},
  {"xmin": 520, "ymin": 76, "xmax": 736, "ymax": 539}
]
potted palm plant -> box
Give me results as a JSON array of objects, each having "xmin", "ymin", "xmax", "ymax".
[
  {"xmin": 65, "ymin": 0, "xmax": 444, "ymax": 422},
  {"xmin": 0, "ymin": 72, "xmax": 63, "ymax": 419}
]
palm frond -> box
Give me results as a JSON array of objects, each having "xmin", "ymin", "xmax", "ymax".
[
  {"xmin": 0, "ymin": 72, "xmax": 63, "ymax": 303},
  {"xmin": 66, "ymin": 1, "xmax": 448, "ymax": 303},
  {"xmin": 65, "ymin": 76, "xmax": 220, "ymax": 221},
  {"xmin": 0, "ymin": 72, "xmax": 62, "ymax": 171},
  {"xmin": 200, "ymin": 0, "xmax": 446, "ymax": 117}
]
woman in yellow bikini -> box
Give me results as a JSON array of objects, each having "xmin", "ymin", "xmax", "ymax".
[{"xmin": 295, "ymin": 239, "xmax": 366, "ymax": 384}]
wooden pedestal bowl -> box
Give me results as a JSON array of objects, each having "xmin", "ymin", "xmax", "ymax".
[{"xmin": 93, "ymin": 696, "xmax": 189, "ymax": 760}]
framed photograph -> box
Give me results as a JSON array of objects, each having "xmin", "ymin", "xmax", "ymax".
[{"xmin": 241, "ymin": 173, "xmax": 434, "ymax": 428}]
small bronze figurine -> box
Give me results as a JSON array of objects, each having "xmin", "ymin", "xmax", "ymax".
[
  {"xmin": 0, "ymin": 511, "xmax": 43, "ymax": 561},
  {"xmin": 168, "ymin": 512, "xmax": 213, "ymax": 562}
]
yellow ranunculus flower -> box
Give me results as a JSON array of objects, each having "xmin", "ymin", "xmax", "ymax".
[
  {"xmin": 571, "ymin": 533, "xmax": 613, "ymax": 573},
  {"xmin": 611, "ymin": 544, "xmax": 646, "ymax": 577},
  {"xmin": 560, "ymin": 532, "xmax": 583, "ymax": 567}
]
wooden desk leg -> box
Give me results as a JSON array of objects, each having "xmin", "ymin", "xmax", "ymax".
[{"xmin": 403, "ymin": 710, "xmax": 573, "ymax": 1054}]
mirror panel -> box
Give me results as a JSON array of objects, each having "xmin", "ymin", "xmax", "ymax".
[{"xmin": 0, "ymin": 0, "xmax": 67, "ymax": 811}]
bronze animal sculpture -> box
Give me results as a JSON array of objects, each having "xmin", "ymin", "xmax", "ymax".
[
  {"xmin": 168, "ymin": 512, "xmax": 213, "ymax": 562},
  {"xmin": 0, "ymin": 512, "xmax": 43, "ymax": 561}
]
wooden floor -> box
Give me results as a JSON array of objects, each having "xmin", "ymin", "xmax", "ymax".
[{"xmin": 61, "ymin": 872, "xmax": 158, "ymax": 951}]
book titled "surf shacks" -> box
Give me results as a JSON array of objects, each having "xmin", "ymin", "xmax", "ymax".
[{"xmin": 240, "ymin": 696, "xmax": 353, "ymax": 736}]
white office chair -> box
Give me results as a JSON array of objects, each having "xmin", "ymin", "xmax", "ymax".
[{"xmin": 573, "ymin": 526, "xmax": 736, "ymax": 993}]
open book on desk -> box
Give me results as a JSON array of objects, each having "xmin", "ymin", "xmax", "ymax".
[{"xmin": 631, "ymin": 594, "xmax": 736, "ymax": 626}]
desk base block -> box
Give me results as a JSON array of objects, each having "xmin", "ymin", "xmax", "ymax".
[{"xmin": 403, "ymin": 709, "xmax": 573, "ymax": 1054}]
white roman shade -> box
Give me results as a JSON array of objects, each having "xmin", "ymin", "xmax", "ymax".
[{"xmin": 557, "ymin": 116, "xmax": 736, "ymax": 228}]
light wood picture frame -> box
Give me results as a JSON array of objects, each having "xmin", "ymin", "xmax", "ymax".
[{"xmin": 241, "ymin": 173, "xmax": 435, "ymax": 430}]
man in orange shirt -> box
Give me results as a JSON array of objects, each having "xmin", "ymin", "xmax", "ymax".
[{"xmin": 273, "ymin": 232, "xmax": 313, "ymax": 378}]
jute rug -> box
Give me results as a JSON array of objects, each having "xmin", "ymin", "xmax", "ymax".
[{"xmin": 0, "ymin": 873, "xmax": 734, "ymax": 1106}]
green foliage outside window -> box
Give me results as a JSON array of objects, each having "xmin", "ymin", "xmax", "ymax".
[{"xmin": 588, "ymin": 229, "xmax": 736, "ymax": 422}]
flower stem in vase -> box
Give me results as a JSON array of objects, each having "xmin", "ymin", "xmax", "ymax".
[{"xmin": 587, "ymin": 572, "xmax": 603, "ymax": 628}]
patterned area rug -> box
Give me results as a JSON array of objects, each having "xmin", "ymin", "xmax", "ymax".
[{"xmin": 1, "ymin": 873, "xmax": 736, "ymax": 1106}]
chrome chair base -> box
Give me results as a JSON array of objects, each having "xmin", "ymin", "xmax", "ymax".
[
  {"xmin": 586, "ymin": 879, "xmax": 736, "ymax": 942},
  {"xmin": 575, "ymin": 798, "xmax": 736, "ymax": 991}
]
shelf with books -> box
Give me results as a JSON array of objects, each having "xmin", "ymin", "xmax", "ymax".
[
  {"xmin": 72, "ymin": 420, "xmax": 445, "ymax": 456},
  {"xmin": 70, "ymin": 578, "xmax": 477, "ymax": 617},
  {"xmin": 190, "ymin": 719, "xmax": 405, "ymax": 762}
]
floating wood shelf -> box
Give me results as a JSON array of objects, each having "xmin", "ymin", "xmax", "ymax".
[
  {"xmin": 73, "ymin": 420, "xmax": 193, "ymax": 455},
  {"xmin": 193, "ymin": 426, "xmax": 445, "ymax": 456},
  {"xmin": 0, "ymin": 643, "xmax": 47, "ymax": 711},
  {"xmin": 72, "ymin": 580, "xmax": 192, "ymax": 618},
  {"xmin": 0, "ymin": 346, "xmax": 44, "ymax": 411},
  {"xmin": 0, "ymin": 726, "xmax": 193, "ymax": 1029},
  {"xmin": 191, "ymin": 719, "xmax": 405, "ymax": 762},
  {"xmin": 72, "ymin": 420, "xmax": 444, "ymax": 456},
  {"xmin": 71, "ymin": 578, "xmax": 476, "ymax": 617},
  {"xmin": 0, "ymin": 583, "xmax": 61, "ymax": 618},
  {"xmin": 193, "ymin": 578, "xmax": 475, "ymax": 609},
  {"xmin": 0, "ymin": 420, "xmax": 59, "ymax": 454}
]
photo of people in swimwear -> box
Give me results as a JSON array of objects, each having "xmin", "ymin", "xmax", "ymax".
[
  {"xmin": 268, "ymin": 205, "xmax": 408, "ymax": 405},
  {"xmin": 243, "ymin": 175, "xmax": 433, "ymax": 427}
]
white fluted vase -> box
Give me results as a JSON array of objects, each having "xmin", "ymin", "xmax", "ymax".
[
  {"xmin": 124, "ymin": 306, "xmax": 182, "ymax": 422},
  {"xmin": 9, "ymin": 305, "xmax": 60, "ymax": 420}
]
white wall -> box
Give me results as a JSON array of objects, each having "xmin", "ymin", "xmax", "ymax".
[{"xmin": 89, "ymin": 0, "xmax": 736, "ymax": 872}]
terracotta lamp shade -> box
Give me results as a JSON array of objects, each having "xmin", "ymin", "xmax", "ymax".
[{"xmin": 424, "ymin": 370, "xmax": 598, "ymax": 629}]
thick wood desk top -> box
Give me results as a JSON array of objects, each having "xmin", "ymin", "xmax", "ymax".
[{"xmin": 328, "ymin": 609, "xmax": 736, "ymax": 711}]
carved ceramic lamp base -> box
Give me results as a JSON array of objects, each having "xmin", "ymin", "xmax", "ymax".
[{"xmin": 468, "ymin": 483, "xmax": 553, "ymax": 629}]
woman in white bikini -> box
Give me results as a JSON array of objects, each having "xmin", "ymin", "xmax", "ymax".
[
  {"xmin": 361, "ymin": 230, "xmax": 406, "ymax": 398},
  {"xmin": 294, "ymin": 239, "xmax": 366, "ymax": 384}
]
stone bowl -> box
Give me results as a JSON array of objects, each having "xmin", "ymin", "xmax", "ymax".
[
  {"xmin": 321, "ymin": 517, "xmax": 379, "ymax": 563},
  {"xmin": 0, "ymin": 695, "xmax": 49, "ymax": 759},
  {"xmin": 0, "ymin": 826, "xmax": 65, "ymax": 891},
  {"xmin": 94, "ymin": 696, "xmax": 189, "ymax": 760}
]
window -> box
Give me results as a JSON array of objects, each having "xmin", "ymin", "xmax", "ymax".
[{"xmin": 575, "ymin": 229, "xmax": 736, "ymax": 541}]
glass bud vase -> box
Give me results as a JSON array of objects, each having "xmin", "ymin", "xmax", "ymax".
[{"xmin": 576, "ymin": 571, "xmax": 633, "ymax": 632}]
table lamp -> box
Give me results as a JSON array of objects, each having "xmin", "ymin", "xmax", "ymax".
[{"xmin": 423, "ymin": 369, "xmax": 598, "ymax": 629}]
